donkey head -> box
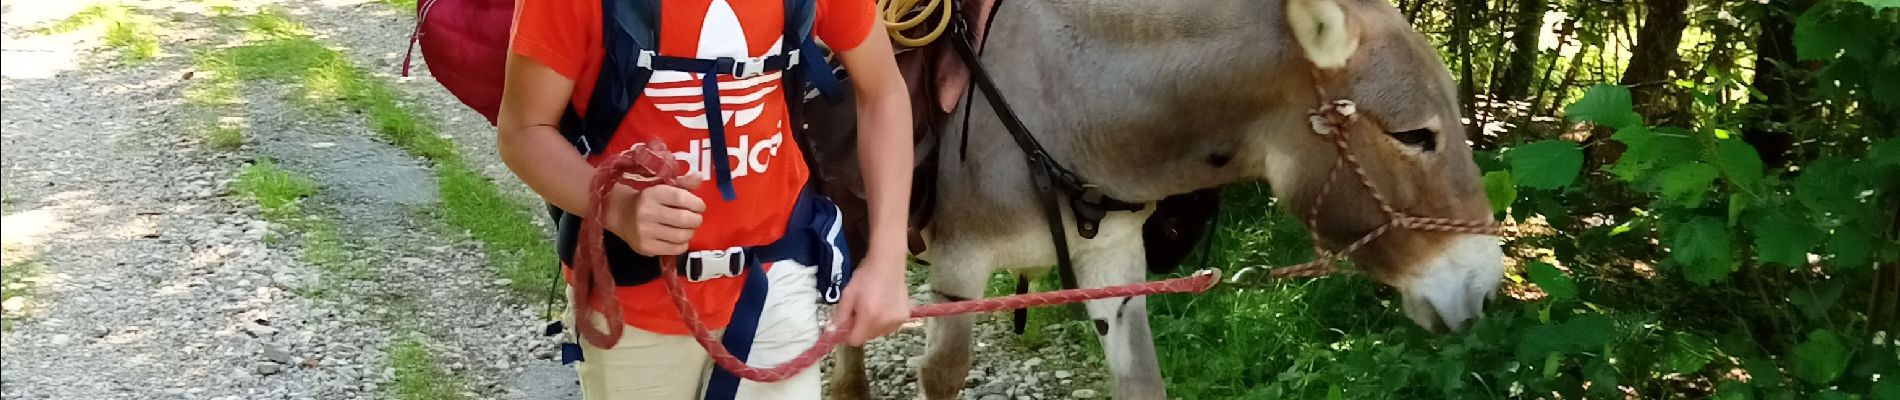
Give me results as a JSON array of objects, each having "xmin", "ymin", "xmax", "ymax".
[{"xmin": 1262, "ymin": 0, "xmax": 1502, "ymax": 332}]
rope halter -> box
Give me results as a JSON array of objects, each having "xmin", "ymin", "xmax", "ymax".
[{"xmin": 1229, "ymin": 97, "xmax": 1501, "ymax": 286}]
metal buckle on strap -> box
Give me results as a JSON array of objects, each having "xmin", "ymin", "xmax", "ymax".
[
  {"xmin": 823, "ymin": 261, "xmax": 845, "ymax": 303},
  {"xmin": 684, "ymin": 247, "xmax": 747, "ymax": 282}
]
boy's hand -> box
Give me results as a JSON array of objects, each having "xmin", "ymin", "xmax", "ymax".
[
  {"xmin": 605, "ymin": 176, "xmax": 706, "ymax": 256},
  {"xmin": 836, "ymin": 251, "xmax": 912, "ymax": 345},
  {"xmin": 829, "ymin": 9, "xmax": 913, "ymax": 346}
]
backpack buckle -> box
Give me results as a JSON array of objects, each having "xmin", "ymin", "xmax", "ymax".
[
  {"xmin": 737, "ymin": 59, "xmax": 766, "ymax": 78},
  {"xmin": 636, "ymin": 50, "xmax": 656, "ymax": 70},
  {"xmin": 683, "ymin": 247, "xmax": 747, "ymax": 282}
]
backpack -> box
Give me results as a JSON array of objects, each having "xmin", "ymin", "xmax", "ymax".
[
  {"xmin": 404, "ymin": 0, "xmax": 852, "ymax": 288},
  {"xmin": 403, "ymin": 0, "xmax": 841, "ymax": 189},
  {"xmin": 405, "ymin": 0, "xmax": 1219, "ymax": 277}
]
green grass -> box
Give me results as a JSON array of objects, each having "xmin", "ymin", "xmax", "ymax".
[
  {"xmin": 187, "ymin": 10, "xmax": 305, "ymax": 149},
  {"xmin": 375, "ymin": 0, "xmax": 420, "ymax": 12},
  {"xmin": 437, "ymin": 164, "xmax": 553, "ymax": 291},
  {"xmin": 278, "ymin": 214, "xmax": 365, "ymax": 300},
  {"xmin": 33, "ymin": 4, "xmax": 122, "ymax": 34},
  {"xmin": 388, "ymin": 334, "xmax": 473, "ymax": 400},
  {"xmin": 231, "ymin": 160, "xmax": 368, "ymax": 294},
  {"xmin": 295, "ymin": 215, "xmax": 365, "ymax": 279},
  {"xmin": 37, "ymin": 4, "xmax": 161, "ymax": 64},
  {"xmin": 103, "ymin": 20, "xmax": 159, "ymax": 62},
  {"xmin": 981, "ymin": 269, "xmax": 1094, "ymax": 351},
  {"xmin": 208, "ymin": 119, "xmax": 244, "ymax": 150},
  {"xmin": 186, "ymin": 53, "xmax": 241, "ymax": 107},
  {"xmin": 1, "ymin": 259, "xmax": 43, "ymax": 332},
  {"xmin": 233, "ymin": 160, "xmax": 318, "ymax": 219},
  {"xmin": 1141, "ymin": 183, "xmax": 1426, "ymax": 398},
  {"xmin": 959, "ymin": 184, "xmax": 1393, "ymax": 397},
  {"xmin": 207, "ymin": 5, "xmax": 241, "ymax": 19},
  {"xmin": 204, "ymin": 12, "xmax": 553, "ymax": 296},
  {"xmin": 243, "ymin": 8, "xmax": 307, "ymax": 39}
]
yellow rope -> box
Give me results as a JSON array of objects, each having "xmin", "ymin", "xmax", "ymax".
[{"xmin": 876, "ymin": 0, "xmax": 953, "ymax": 47}]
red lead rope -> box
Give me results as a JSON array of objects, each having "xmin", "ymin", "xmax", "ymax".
[{"xmin": 571, "ymin": 141, "xmax": 1223, "ymax": 382}]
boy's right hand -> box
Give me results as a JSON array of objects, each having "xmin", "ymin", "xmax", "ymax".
[{"xmin": 604, "ymin": 175, "xmax": 705, "ymax": 256}]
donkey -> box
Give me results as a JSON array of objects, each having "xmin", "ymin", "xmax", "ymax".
[{"xmin": 813, "ymin": 0, "xmax": 1504, "ymax": 398}]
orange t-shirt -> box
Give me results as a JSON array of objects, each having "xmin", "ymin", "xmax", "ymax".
[{"xmin": 510, "ymin": 0, "xmax": 874, "ymax": 334}]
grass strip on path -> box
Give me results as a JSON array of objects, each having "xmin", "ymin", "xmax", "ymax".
[
  {"xmin": 226, "ymin": 117, "xmax": 476, "ymax": 400},
  {"xmin": 34, "ymin": 3, "xmax": 161, "ymax": 63},
  {"xmin": 182, "ymin": 9, "xmax": 501, "ymax": 398},
  {"xmin": 201, "ymin": 10, "xmax": 554, "ymax": 297},
  {"xmin": 388, "ymin": 333, "xmax": 475, "ymax": 400},
  {"xmin": 1, "ymin": 259, "xmax": 44, "ymax": 332},
  {"xmin": 375, "ymin": 0, "xmax": 420, "ymax": 12},
  {"xmin": 230, "ymin": 160, "xmax": 368, "ymax": 297}
]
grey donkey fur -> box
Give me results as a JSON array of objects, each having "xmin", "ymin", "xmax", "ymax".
[{"xmin": 810, "ymin": 0, "xmax": 1499, "ymax": 398}]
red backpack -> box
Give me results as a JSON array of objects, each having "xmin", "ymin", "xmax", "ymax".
[{"xmin": 401, "ymin": 0, "xmax": 513, "ymax": 125}]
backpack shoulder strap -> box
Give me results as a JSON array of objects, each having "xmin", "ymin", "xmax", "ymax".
[
  {"xmin": 785, "ymin": 0, "xmax": 840, "ymax": 104},
  {"xmin": 559, "ymin": 0, "xmax": 661, "ymax": 155},
  {"xmin": 786, "ymin": 0, "xmax": 816, "ymax": 45}
]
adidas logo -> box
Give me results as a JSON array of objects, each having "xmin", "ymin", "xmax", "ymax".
[{"xmin": 672, "ymin": 132, "xmax": 785, "ymax": 181}]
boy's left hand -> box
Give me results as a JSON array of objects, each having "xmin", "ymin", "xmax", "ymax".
[{"xmin": 835, "ymin": 252, "xmax": 911, "ymax": 345}]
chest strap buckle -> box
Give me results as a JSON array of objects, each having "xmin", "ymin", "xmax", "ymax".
[{"xmin": 683, "ymin": 246, "xmax": 748, "ymax": 282}]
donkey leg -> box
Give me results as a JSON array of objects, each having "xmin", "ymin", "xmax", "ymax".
[
  {"xmin": 918, "ymin": 246, "xmax": 994, "ymax": 400},
  {"xmin": 1075, "ymin": 214, "xmax": 1168, "ymax": 400},
  {"xmin": 827, "ymin": 345, "xmax": 872, "ymax": 400}
]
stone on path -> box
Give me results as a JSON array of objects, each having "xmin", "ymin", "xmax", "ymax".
[{"xmin": 262, "ymin": 346, "xmax": 293, "ymax": 364}]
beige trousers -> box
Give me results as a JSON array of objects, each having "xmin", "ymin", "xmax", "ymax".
[{"xmin": 565, "ymin": 262, "xmax": 822, "ymax": 400}]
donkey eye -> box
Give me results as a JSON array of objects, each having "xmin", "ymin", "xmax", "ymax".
[{"xmin": 1389, "ymin": 128, "xmax": 1437, "ymax": 151}]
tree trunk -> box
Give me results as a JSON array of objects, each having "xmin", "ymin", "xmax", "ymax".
[
  {"xmin": 1453, "ymin": 0, "xmax": 1483, "ymax": 137},
  {"xmin": 1744, "ymin": 0, "xmax": 1817, "ymax": 169},
  {"xmin": 1617, "ymin": 0, "xmax": 1692, "ymax": 126},
  {"xmin": 1492, "ymin": 0, "xmax": 1547, "ymax": 103},
  {"xmin": 1872, "ymin": 203, "xmax": 1900, "ymax": 332},
  {"xmin": 1540, "ymin": 41, "xmax": 1588, "ymax": 119},
  {"xmin": 1528, "ymin": 17, "xmax": 1577, "ymax": 118},
  {"xmin": 1587, "ymin": 0, "xmax": 1691, "ymax": 173}
]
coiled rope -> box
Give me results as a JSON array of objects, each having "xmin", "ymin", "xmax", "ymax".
[{"xmin": 877, "ymin": 0, "xmax": 953, "ymax": 47}]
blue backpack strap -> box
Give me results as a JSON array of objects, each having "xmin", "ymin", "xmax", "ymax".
[
  {"xmin": 558, "ymin": 0, "xmax": 661, "ymax": 155},
  {"xmin": 785, "ymin": 0, "xmax": 841, "ymax": 104},
  {"xmin": 782, "ymin": 0, "xmax": 839, "ymax": 185},
  {"xmin": 701, "ymin": 259, "xmax": 770, "ymax": 400}
]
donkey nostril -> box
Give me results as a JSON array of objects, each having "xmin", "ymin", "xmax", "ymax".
[{"xmin": 1205, "ymin": 152, "xmax": 1234, "ymax": 167}]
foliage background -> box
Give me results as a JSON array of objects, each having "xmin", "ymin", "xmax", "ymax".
[{"xmin": 1097, "ymin": 0, "xmax": 1899, "ymax": 398}]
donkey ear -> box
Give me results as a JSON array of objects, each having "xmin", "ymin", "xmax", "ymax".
[{"xmin": 1286, "ymin": 0, "xmax": 1360, "ymax": 70}]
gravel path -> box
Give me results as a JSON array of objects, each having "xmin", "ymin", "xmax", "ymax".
[
  {"xmin": 2, "ymin": 1, "xmax": 1109, "ymax": 399},
  {"xmin": 0, "ymin": 2, "xmax": 377, "ymax": 398}
]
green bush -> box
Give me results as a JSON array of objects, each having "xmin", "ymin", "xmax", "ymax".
[{"xmin": 1152, "ymin": 1, "xmax": 1898, "ymax": 398}]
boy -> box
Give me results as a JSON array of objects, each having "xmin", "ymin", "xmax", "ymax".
[{"xmin": 496, "ymin": 0, "xmax": 915, "ymax": 398}]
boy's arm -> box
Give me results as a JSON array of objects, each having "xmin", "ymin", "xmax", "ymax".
[
  {"xmin": 497, "ymin": 54, "xmax": 704, "ymax": 257},
  {"xmin": 496, "ymin": 54, "xmax": 595, "ymax": 215},
  {"xmin": 830, "ymin": 24, "xmax": 916, "ymax": 345}
]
